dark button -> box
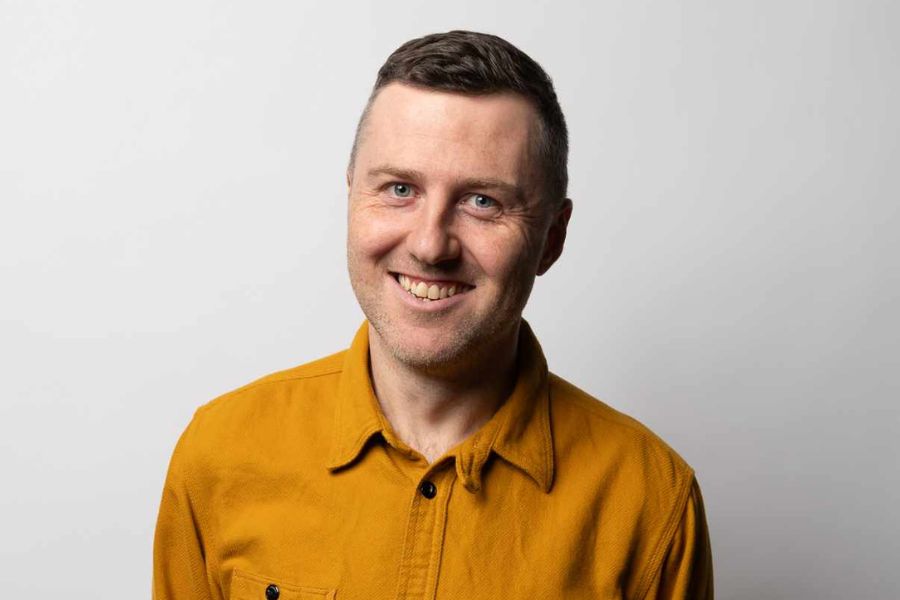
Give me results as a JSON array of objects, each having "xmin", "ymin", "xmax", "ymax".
[
  {"xmin": 419, "ymin": 480, "xmax": 437, "ymax": 499},
  {"xmin": 265, "ymin": 584, "xmax": 280, "ymax": 600}
]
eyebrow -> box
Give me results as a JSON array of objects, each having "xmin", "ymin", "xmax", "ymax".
[{"xmin": 366, "ymin": 164, "xmax": 526, "ymax": 202}]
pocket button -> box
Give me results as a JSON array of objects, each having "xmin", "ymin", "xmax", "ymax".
[{"xmin": 265, "ymin": 584, "xmax": 280, "ymax": 600}]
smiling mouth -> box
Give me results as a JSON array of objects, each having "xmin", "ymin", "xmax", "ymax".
[{"xmin": 392, "ymin": 273, "xmax": 474, "ymax": 301}]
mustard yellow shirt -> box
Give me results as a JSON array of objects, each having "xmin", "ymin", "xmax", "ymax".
[{"xmin": 154, "ymin": 321, "xmax": 712, "ymax": 599}]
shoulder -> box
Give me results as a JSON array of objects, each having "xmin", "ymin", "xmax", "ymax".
[
  {"xmin": 172, "ymin": 350, "xmax": 347, "ymax": 473},
  {"xmin": 548, "ymin": 371, "xmax": 694, "ymax": 500},
  {"xmin": 547, "ymin": 372, "xmax": 700, "ymax": 594},
  {"xmin": 196, "ymin": 349, "xmax": 346, "ymax": 418}
]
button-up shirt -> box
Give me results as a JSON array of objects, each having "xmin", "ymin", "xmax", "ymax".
[{"xmin": 154, "ymin": 321, "xmax": 712, "ymax": 599}]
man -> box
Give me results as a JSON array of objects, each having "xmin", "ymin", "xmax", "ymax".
[{"xmin": 154, "ymin": 31, "xmax": 713, "ymax": 599}]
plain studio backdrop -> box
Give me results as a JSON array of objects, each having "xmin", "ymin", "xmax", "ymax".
[{"xmin": 1, "ymin": 1, "xmax": 898, "ymax": 598}]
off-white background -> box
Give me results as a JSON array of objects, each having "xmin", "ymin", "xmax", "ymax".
[{"xmin": 2, "ymin": 1, "xmax": 898, "ymax": 598}]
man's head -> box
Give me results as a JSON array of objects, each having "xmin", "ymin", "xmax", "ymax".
[{"xmin": 346, "ymin": 31, "xmax": 572, "ymax": 374}]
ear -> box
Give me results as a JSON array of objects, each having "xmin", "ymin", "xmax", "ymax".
[{"xmin": 537, "ymin": 198, "xmax": 573, "ymax": 276}]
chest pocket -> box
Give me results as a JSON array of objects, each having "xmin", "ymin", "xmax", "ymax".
[{"xmin": 230, "ymin": 569, "xmax": 336, "ymax": 600}]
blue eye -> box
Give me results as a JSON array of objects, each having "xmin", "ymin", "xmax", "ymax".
[
  {"xmin": 469, "ymin": 194, "xmax": 497, "ymax": 209},
  {"xmin": 391, "ymin": 183, "xmax": 412, "ymax": 197}
]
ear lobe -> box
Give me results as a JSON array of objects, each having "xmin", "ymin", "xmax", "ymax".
[{"xmin": 537, "ymin": 198, "xmax": 573, "ymax": 276}]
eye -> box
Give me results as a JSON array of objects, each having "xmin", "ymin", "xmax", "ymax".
[
  {"xmin": 466, "ymin": 194, "xmax": 498, "ymax": 210},
  {"xmin": 390, "ymin": 183, "xmax": 413, "ymax": 198}
]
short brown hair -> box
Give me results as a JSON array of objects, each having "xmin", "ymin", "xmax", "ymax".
[{"xmin": 349, "ymin": 30, "xmax": 568, "ymax": 206}]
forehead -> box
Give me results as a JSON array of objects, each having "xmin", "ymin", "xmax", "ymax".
[{"xmin": 356, "ymin": 83, "xmax": 541, "ymax": 185}]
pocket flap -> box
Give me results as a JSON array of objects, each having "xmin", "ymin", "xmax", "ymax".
[{"xmin": 231, "ymin": 569, "xmax": 336, "ymax": 600}]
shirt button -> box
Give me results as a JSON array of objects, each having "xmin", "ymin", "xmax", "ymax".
[
  {"xmin": 419, "ymin": 480, "xmax": 437, "ymax": 499},
  {"xmin": 265, "ymin": 584, "xmax": 280, "ymax": 600}
]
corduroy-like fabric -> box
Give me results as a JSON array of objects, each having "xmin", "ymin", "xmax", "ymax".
[{"xmin": 153, "ymin": 321, "xmax": 712, "ymax": 599}]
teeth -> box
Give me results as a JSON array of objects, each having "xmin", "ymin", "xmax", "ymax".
[{"xmin": 397, "ymin": 274, "xmax": 468, "ymax": 301}]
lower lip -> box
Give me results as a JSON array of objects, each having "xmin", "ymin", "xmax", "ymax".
[{"xmin": 389, "ymin": 274, "xmax": 470, "ymax": 312}]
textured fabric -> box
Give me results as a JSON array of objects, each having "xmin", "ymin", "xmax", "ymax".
[{"xmin": 153, "ymin": 321, "xmax": 713, "ymax": 599}]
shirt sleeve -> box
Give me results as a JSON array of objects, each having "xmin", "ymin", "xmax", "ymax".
[
  {"xmin": 152, "ymin": 419, "xmax": 217, "ymax": 600},
  {"xmin": 643, "ymin": 476, "xmax": 714, "ymax": 599}
]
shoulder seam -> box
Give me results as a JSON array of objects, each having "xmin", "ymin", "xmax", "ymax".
[
  {"xmin": 551, "ymin": 377, "xmax": 684, "ymax": 460},
  {"xmin": 196, "ymin": 365, "xmax": 343, "ymax": 415},
  {"xmin": 634, "ymin": 471, "xmax": 697, "ymax": 600}
]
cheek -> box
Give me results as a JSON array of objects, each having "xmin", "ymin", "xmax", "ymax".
[
  {"xmin": 464, "ymin": 226, "xmax": 536, "ymax": 283},
  {"xmin": 348, "ymin": 208, "xmax": 406, "ymax": 260}
]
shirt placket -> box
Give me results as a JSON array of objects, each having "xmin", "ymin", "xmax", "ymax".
[{"xmin": 394, "ymin": 466, "xmax": 456, "ymax": 600}]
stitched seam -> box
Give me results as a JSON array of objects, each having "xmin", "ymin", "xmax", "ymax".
[
  {"xmin": 540, "ymin": 389, "xmax": 553, "ymax": 491},
  {"xmin": 426, "ymin": 476, "xmax": 455, "ymax": 600},
  {"xmin": 564, "ymin": 393, "xmax": 658, "ymax": 433},
  {"xmin": 634, "ymin": 470, "xmax": 695, "ymax": 600},
  {"xmin": 172, "ymin": 483, "xmax": 211, "ymax": 600},
  {"xmin": 197, "ymin": 368, "xmax": 343, "ymax": 416},
  {"xmin": 232, "ymin": 568, "xmax": 333, "ymax": 595},
  {"xmin": 396, "ymin": 492, "xmax": 424, "ymax": 600}
]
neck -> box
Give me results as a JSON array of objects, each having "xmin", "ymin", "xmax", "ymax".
[{"xmin": 368, "ymin": 322, "xmax": 520, "ymax": 464}]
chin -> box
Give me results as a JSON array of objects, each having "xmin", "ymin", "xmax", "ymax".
[
  {"xmin": 384, "ymin": 331, "xmax": 467, "ymax": 369},
  {"xmin": 371, "ymin": 317, "xmax": 476, "ymax": 370}
]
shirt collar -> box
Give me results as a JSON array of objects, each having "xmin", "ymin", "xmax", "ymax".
[{"xmin": 326, "ymin": 321, "xmax": 555, "ymax": 494}]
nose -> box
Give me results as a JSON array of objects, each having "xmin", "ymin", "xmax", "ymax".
[{"xmin": 406, "ymin": 197, "xmax": 461, "ymax": 266}]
